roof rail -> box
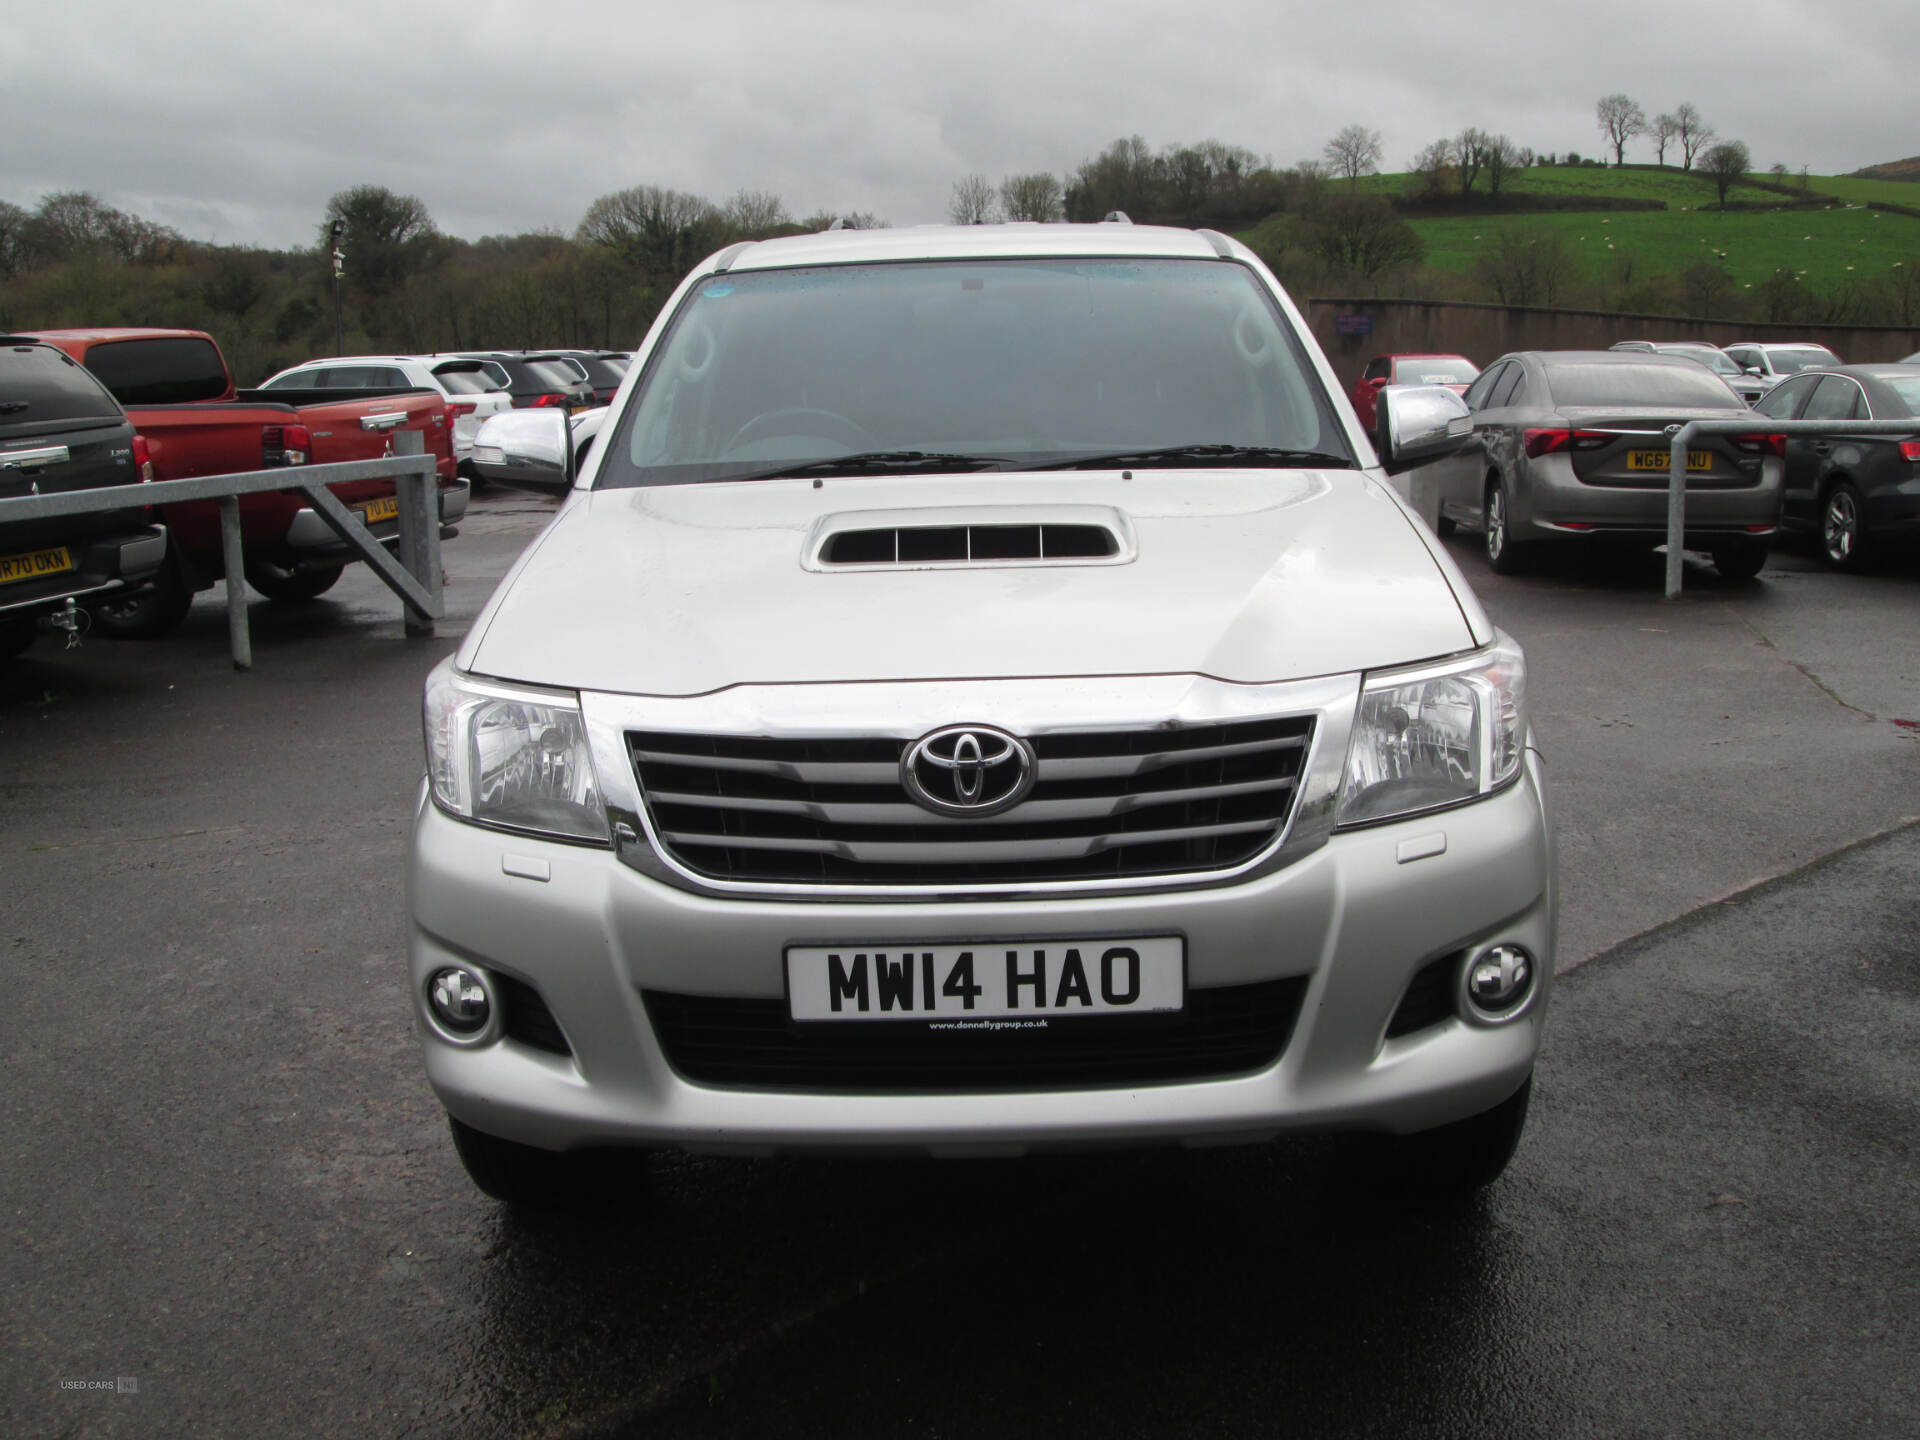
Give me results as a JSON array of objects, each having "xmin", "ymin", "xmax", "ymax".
[
  {"xmin": 709, "ymin": 240, "xmax": 756, "ymax": 275},
  {"xmin": 1195, "ymin": 229, "xmax": 1234, "ymax": 259},
  {"xmin": 1101, "ymin": 211, "xmax": 1132, "ymax": 224},
  {"xmin": 827, "ymin": 218, "xmax": 846, "ymax": 231}
]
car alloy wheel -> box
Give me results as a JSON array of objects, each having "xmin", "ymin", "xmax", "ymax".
[
  {"xmin": 1485, "ymin": 486, "xmax": 1507, "ymax": 563},
  {"xmin": 1821, "ymin": 483, "xmax": 1865, "ymax": 570}
]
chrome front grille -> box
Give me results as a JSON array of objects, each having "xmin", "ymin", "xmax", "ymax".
[{"xmin": 627, "ymin": 716, "xmax": 1315, "ymax": 887}]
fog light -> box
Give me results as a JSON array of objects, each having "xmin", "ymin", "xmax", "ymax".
[
  {"xmin": 428, "ymin": 966, "xmax": 492, "ymax": 1035},
  {"xmin": 1463, "ymin": 944, "xmax": 1535, "ymax": 1021}
]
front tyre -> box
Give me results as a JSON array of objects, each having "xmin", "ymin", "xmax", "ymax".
[
  {"xmin": 244, "ymin": 560, "xmax": 345, "ymax": 602},
  {"xmin": 1344, "ymin": 1075, "xmax": 1533, "ymax": 1205}
]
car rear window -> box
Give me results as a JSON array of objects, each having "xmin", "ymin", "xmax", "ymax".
[
  {"xmin": 1769, "ymin": 347, "xmax": 1838, "ymax": 376},
  {"xmin": 1662, "ymin": 346, "xmax": 1741, "ymax": 376},
  {"xmin": 1398, "ymin": 357, "xmax": 1478, "ymax": 384},
  {"xmin": 518, "ymin": 358, "xmax": 587, "ymax": 390},
  {"xmin": 1877, "ymin": 374, "xmax": 1920, "ymax": 412},
  {"xmin": 431, "ymin": 365, "xmax": 500, "ymax": 395},
  {"xmin": 0, "ymin": 343, "xmax": 125, "ymax": 430},
  {"xmin": 1544, "ymin": 363, "xmax": 1743, "ymax": 409},
  {"xmin": 81, "ymin": 336, "xmax": 229, "ymax": 404}
]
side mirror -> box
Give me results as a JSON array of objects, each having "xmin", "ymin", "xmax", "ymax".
[
  {"xmin": 468, "ymin": 408, "xmax": 574, "ymax": 495},
  {"xmin": 1376, "ymin": 384, "xmax": 1473, "ymax": 475}
]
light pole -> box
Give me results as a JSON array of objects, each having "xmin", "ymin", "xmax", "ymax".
[{"xmin": 328, "ymin": 219, "xmax": 346, "ymax": 356}]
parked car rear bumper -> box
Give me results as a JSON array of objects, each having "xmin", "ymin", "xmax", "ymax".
[
  {"xmin": 284, "ymin": 479, "xmax": 470, "ymax": 555},
  {"xmin": 0, "ymin": 524, "xmax": 167, "ymax": 617},
  {"xmin": 1517, "ymin": 455, "xmax": 1782, "ymax": 540}
]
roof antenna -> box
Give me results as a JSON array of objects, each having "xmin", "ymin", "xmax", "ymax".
[
  {"xmin": 827, "ymin": 217, "xmax": 846, "ymax": 231},
  {"xmin": 1102, "ymin": 211, "xmax": 1132, "ymax": 224}
]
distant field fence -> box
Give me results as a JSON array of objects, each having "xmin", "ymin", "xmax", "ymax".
[{"xmin": 1306, "ymin": 297, "xmax": 1920, "ymax": 391}]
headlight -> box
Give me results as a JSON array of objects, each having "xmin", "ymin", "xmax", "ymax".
[
  {"xmin": 1336, "ymin": 635, "xmax": 1526, "ymax": 828},
  {"xmin": 422, "ymin": 657, "xmax": 610, "ymax": 844}
]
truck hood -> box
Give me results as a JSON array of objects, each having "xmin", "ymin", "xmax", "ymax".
[{"xmin": 463, "ymin": 470, "xmax": 1482, "ymax": 696}]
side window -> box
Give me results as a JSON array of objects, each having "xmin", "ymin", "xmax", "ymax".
[
  {"xmin": 1461, "ymin": 361, "xmax": 1508, "ymax": 411},
  {"xmin": 1487, "ymin": 363, "xmax": 1525, "ymax": 409},
  {"xmin": 1726, "ymin": 347, "xmax": 1757, "ymax": 373},
  {"xmin": 1752, "ymin": 374, "xmax": 1813, "ymax": 420},
  {"xmin": 376, "ymin": 367, "xmax": 411, "ymax": 388},
  {"xmin": 1802, "ymin": 376, "xmax": 1863, "ymax": 422},
  {"xmin": 1362, "ymin": 357, "xmax": 1390, "ymax": 381}
]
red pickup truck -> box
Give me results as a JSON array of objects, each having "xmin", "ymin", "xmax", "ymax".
[{"xmin": 20, "ymin": 328, "xmax": 465, "ymax": 635}]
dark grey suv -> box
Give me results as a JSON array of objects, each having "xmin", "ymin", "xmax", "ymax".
[{"xmin": 0, "ymin": 339, "xmax": 167, "ymax": 661}]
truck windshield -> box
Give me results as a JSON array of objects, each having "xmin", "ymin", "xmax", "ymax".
[{"xmin": 599, "ymin": 258, "xmax": 1350, "ymax": 487}]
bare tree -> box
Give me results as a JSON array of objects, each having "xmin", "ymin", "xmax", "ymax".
[
  {"xmin": 721, "ymin": 190, "xmax": 790, "ymax": 236},
  {"xmin": 320, "ymin": 185, "xmax": 443, "ymax": 297},
  {"xmin": 1455, "ymin": 128, "xmax": 1489, "ymax": 194},
  {"xmin": 576, "ymin": 186, "xmax": 721, "ymax": 277},
  {"xmin": 1673, "ymin": 102, "xmax": 1714, "ymax": 170},
  {"xmin": 949, "ymin": 174, "xmax": 1000, "ymax": 225},
  {"xmin": 1471, "ymin": 227, "xmax": 1575, "ymax": 305},
  {"xmin": 1409, "ymin": 138, "xmax": 1455, "ymax": 196},
  {"xmin": 1303, "ymin": 196, "xmax": 1423, "ymax": 278},
  {"xmin": 1322, "ymin": 125, "xmax": 1383, "ymax": 192},
  {"xmin": 1483, "ymin": 135, "xmax": 1528, "ymax": 196},
  {"xmin": 1595, "ymin": 94, "xmax": 1647, "ymax": 165},
  {"xmin": 999, "ymin": 172, "xmax": 1064, "ymax": 222},
  {"xmin": 0, "ymin": 198, "xmax": 26, "ymax": 279},
  {"xmin": 1699, "ymin": 140, "xmax": 1752, "ymax": 206},
  {"xmin": 1651, "ymin": 113, "xmax": 1679, "ymax": 166}
]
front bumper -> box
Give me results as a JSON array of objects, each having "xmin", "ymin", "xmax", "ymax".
[{"xmin": 407, "ymin": 749, "xmax": 1555, "ymax": 1157}]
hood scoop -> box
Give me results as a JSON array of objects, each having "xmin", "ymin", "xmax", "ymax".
[{"xmin": 806, "ymin": 504, "xmax": 1133, "ymax": 571}]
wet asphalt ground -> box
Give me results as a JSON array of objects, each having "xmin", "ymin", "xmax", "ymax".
[{"xmin": 3, "ymin": 492, "xmax": 1917, "ymax": 1439}]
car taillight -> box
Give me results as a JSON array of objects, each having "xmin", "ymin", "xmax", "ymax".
[
  {"xmin": 1899, "ymin": 439, "xmax": 1920, "ymax": 463},
  {"xmin": 263, "ymin": 423, "xmax": 311, "ymax": 467},
  {"xmin": 1732, "ymin": 433, "xmax": 1787, "ymax": 458},
  {"xmin": 447, "ymin": 401, "xmax": 478, "ymax": 421},
  {"xmin": 1523, "ymin": 428, "xmax": 1611, "ymax": 458},
  {"xmin": 131, "ymin": 433, "xmax": 155, "ymax": 482},
  {"xmin": 531, "ymin": 393, "xmax": 570, "ymax": 408}
]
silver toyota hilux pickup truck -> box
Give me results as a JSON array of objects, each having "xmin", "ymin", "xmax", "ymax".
[{"xmin": 410, "ymin": 222, "xmax": 1554, "ymax": 1206}]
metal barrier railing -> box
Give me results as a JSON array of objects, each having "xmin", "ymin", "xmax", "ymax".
[
  {"xmin": 0, "ymin": 428, "xmax": 442, "ymax": 667},
  {"xmin": 1665, "ymin": 418, "xmax": 1919, "ymax": 598}
]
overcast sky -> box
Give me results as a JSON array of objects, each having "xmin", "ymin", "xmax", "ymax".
[{"xmin": 5, "ymin": 0, "xmax": 1916, "ymax": 251}]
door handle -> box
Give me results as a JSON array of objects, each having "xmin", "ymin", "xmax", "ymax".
[{"xmin": 1811, "ymin": 441, "xmax": 1831, "ymax": 453}]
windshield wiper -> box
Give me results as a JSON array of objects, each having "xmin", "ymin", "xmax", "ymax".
[
  {"xmin": 736, "ymin": 450, "xmax": 1006, "ymax": 482},
  {"xmin": 1020, "ymin": 443, "xmax": 1356, "ymax": 472}
]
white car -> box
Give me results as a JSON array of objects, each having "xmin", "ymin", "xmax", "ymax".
[
  {"xmin": 408, "ymin": 222, "xmax": 1554, "ymax": 1209},
  {"xmin": 258, "ymin": 355, "xmax": 514, "ymax": 465},
  {"xmin": 1721, "ymin": 342, "xmax": 1842, "ymax": 391}
]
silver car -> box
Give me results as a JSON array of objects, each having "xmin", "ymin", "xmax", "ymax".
[
  {"xmin": 408, "ymin": 223, "xmax": 1555, "ymax": 1207},
  {"xmin": 1424, "ymin": 350, "xmax": 1784, "ymax": 579}
]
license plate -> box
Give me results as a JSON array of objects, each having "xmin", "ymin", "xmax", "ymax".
[
  {"xmin": 787, "ymin": 938, "xmax": 1184, "ymax": 1023},
  {"xmin": 1627, "ymin": 450, "xmax": 1712, "ymax": 472},
  {"xmin": 569, "ymin": 404, "xmax": 589, "ymax": 415},
  {"xmin": 360, "ymin": 496, "xmax": 400, "ymax": 524},
  {"xmin": 0, "ymin": 545, "xmax": 74, "ymax": 585}
]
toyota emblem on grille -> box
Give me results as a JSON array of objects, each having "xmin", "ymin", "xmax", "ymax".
[{"xmin": 901, "ymin": 724, "xmax": 1036, "ymax": 817}]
